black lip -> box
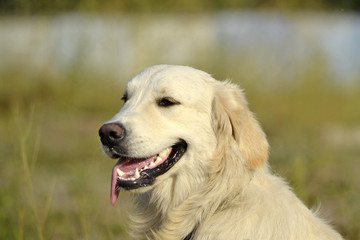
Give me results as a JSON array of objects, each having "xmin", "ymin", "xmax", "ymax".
[{"xmin": 116, "ymin": 140, "xmax": 187, "ymax": 190}]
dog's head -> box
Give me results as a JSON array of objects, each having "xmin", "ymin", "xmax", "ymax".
[{"xmin": 99, "ymin": 65, "xmax": 268, "ymax": 205}]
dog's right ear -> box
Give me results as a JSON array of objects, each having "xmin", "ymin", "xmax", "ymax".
[{"xmin": 211, "ymin": 81, "xmax": 269, "ymax": 169}]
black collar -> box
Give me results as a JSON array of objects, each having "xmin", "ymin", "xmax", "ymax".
[{"xmin": 183, "ymin": 229, "xmax": 195, "ymax": 240}]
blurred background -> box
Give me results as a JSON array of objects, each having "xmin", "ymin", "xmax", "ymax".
[{"xmin": 0, "ymin": 1, "xmax": 359, "ymax": 239}]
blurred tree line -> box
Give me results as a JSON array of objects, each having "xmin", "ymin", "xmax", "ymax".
[{"xmin": 1, "ymin": 0, "xmax": 359, "ymax": 14}]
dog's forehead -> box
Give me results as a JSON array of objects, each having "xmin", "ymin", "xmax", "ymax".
[{"xmin": 127, "ymin": 65, "xmax": 214, "ymax": 98}]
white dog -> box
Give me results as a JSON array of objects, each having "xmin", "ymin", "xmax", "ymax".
[{"xmin": 99, "ymin": 65, "xmax": 343, "ymax": 240}]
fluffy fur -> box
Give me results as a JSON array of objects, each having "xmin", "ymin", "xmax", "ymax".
[{"xmin": 101, "ymin": 65, "xmax": 343, "ymax": 240}]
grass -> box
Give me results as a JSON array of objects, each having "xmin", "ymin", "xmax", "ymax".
[
  {"xmin": 0, "ymin": 70, "xmax": 130, "ymax": 239},
  {"xmin": 0, "ymin": 58, "xmax": 359, "ymax": 239},
  {"xmin": 16, "ymin": 104, "xmax": 47, "ymax": 240}
]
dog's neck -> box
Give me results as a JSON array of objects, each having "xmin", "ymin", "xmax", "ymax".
[
  {"xmin": 130, "ymin": 170, "xmax": 207, "ymax": 238},
  {"xmin": 153, "ymin": 172, "xmax": 207, "ymax": 215}
]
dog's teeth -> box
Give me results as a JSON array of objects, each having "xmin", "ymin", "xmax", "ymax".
[
  {"xmin": 159, "ymin": 149, "xmax": 167, "ymax": 158},
  {"xmin": 150, "ymin": 162, "xmax": 156, "ymax": 167},
  {"xmin": 135, "ymin": 168, "xmax": 140, "ymax": 178},
  {"xmin": 155, "ymin": 156, "xmax": 162, "ymax": 163},
  {"xmin": 117, "ymin": 168, "xmax": 125, "ymax": 177},
  {"xmin": 143, "ymin": 165, "xmax": 149, "ymax": 170},
  {"xmin": 159, "ymin": 147, "xmax": 171, "ymax": 158}
]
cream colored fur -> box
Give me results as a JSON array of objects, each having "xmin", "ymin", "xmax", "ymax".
[{"xmin": 103, "ymin": 65, "xmax": 343, "ymax": 240}]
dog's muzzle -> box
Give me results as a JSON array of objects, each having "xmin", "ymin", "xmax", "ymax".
[{"xmin": 99, "ymin": 123, "xmax": 187, "ymax": 206}]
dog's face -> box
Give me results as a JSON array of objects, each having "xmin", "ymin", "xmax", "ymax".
[
  {"xmin": 99, "ymin": 65, "xmax": 219, "ymax": 205},
  {"xmin": 100, "ymin": 65, "xmax": 269, "ymax": 206}
]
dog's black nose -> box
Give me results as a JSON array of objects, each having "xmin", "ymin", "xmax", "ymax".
[{"xmin": 99, "ymin": 123, "xmax": 126, "ymax": 147}]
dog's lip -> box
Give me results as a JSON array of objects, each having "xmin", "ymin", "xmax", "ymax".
[{"xmin": 110, "ymin": 141, "xmax": 187, "ymax": 206}]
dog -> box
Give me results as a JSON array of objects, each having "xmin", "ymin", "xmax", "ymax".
[{"xmin": 99, "ymin": 65, "xmax": 343, "ymax": 240}]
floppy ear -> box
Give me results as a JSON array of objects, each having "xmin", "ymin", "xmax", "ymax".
[{"xmin": 211, "ymin": 81, "xmax": 269, "ymax": 168}]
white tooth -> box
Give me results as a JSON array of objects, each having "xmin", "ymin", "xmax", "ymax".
[
  {"xmin": 159, "ymin": 150, "xmax": 167, "ymax": 158},
  {"xmin": 117, "ymin": 168, "xmax": 125, "ymax": 176},
  {"xmin": 155, "ymin": 156, "xmax": 162, "ymax": 163},
  {"xmin": 150, "ymin": 162, "xmax": 156, "ymax": 167},
  {"xmin": 135, "ymin": 168, "xmax": 140, "ymax": 178},
  {"xmin": 143, "ymin": 166, "xmax": 149, "ymax": 170},
  {"xmin": 159, "ymin": 148, "xmax": 171, "ymax": 158}
]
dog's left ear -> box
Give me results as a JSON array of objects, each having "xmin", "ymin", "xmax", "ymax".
[{"xmin": 211, "ymin": 81, "xmax": 269, "ymax": 168}]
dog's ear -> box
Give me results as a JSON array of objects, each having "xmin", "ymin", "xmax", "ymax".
[{"xmin": 211, "ymin": 81, "xmax": 269, "ymax": 168}]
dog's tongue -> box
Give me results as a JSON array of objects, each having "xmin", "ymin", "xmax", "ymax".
[
  {"xmin": 110, "ymin": 164, "xmax": 120, "ymax": 206},
  {"xmin": 109, "ymin": 149, "xmax": 171, "ymax": 206},
  {"xmin": 110, "ymin": 155, "xmax": 159, "ymax": 206}
]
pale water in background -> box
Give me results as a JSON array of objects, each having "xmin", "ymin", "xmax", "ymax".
[{"xmin": 0, "ymin": 11, "xmax": 359, "ymax": 84}]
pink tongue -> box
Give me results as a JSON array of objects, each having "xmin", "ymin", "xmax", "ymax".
[
  {"xmin": 110, "ymin": 155, "xmax": 158, "ymax": 206},
  {"xmin": 110, "ymin": 165, "xmax": 120, "ymax": 206},
  {"xmin": 109, "ymin": 149, "xmax": 172, "ymax": 206}
]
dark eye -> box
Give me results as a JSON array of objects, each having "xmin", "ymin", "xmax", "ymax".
[
  {"xmin": 157, "ymin": 97, "xmax": 180, "ymax": 107},
  {"xmin": 121, "ymin": 92, "xmax": 128, "ymax": 102}
]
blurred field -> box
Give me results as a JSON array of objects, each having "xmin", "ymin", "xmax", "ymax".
[
  {"xmin": 1, "ymin": 57, "xmax": 359, "ymax": 240},
  {"xmin": 1, "ymin": 14, "xmax": 360, "ymax": 240}
]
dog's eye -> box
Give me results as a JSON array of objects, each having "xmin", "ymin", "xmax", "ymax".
[
  {"xmin": 121, "ymin": 92, "xmax": 128, "ymax": 102},
  {"xmin": 157, "ymin": 97, "xmax": 180, "ymax": 107}
]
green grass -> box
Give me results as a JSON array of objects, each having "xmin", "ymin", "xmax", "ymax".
[{"xmin": 0, "ymin": 60, "xmax": 359, "ymax": 239}]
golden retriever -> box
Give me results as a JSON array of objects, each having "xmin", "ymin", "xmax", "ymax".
[{"xmin": 99, "ymin": 65, "xmax": 343, "ymax": 240}]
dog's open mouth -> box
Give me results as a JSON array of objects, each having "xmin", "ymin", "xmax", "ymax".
[{"xmin": 110, "ymin": 140, "xmax": 187, "ymax": 205}]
